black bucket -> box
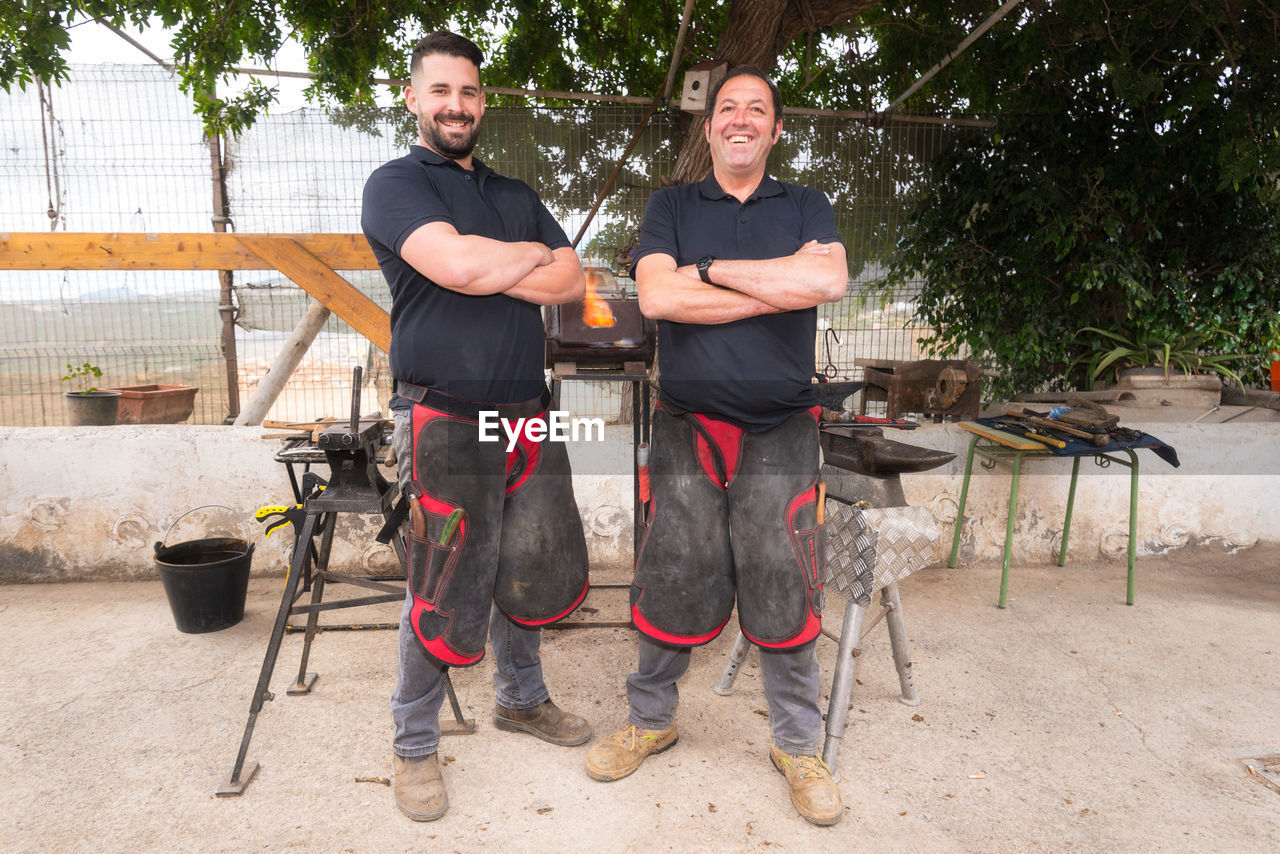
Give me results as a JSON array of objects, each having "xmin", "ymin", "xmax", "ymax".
[{"xmin": 154, "ymin": 537, "xmax": 255, "ymax": 633}]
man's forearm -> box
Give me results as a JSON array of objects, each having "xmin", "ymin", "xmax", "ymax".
[
  {"xmin": 435, "ymin": 234, "xmax": 553, "ymax": 295},
  {"xmin": 399, "ymin": 222, "xmax": 554, "ymax": 296},
  {"xmin": 708, "ymin": 243, "xmax": 848, "ymax": 309},
  {"xmin": 637, "ymin": 264, "xmax": 782, "ymax": 324},
  {"xmin": 505, "ymin": 247, "xmax": 586, "ymax": 305}
]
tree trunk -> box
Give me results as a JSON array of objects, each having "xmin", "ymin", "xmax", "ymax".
[{"xmin": 668, "ymin": 0, "xmax": 880, "ymax": 185}]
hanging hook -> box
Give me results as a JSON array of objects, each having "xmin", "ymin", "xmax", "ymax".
[{"xmin": 823, "ymin": 326, "xmax": 841, "ymax": 379}]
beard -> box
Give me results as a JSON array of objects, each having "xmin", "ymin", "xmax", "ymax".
[{"xmin": 419, "ymin": 111, "xmax": 481, "ymax": 160}]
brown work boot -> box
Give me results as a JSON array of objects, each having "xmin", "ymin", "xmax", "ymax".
[
  {"xmin": 393, "ymin": 752, "xmax": 447, "ymax": 821},
  {"xmin": 584, "ymin": 723, "xmax": 679, "ymax": 782},
  {"xmin": 493, "ymin": 698, "xmax": 592, "ymax": 746},
  {"xmin": 769, "ymin": 746, "xmax": 843, "ymax": 825}
]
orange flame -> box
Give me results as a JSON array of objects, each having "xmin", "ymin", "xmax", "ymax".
[{"xmin": 582, "ymin": 271, "xmax": 616, "ymax": 328}]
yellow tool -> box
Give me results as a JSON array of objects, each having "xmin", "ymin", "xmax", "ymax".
[{"xmin": 1023, "ymin": 429, "xmax": 1067, "ymax": 449}]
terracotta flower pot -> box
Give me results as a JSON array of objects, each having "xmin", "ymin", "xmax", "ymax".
[{"xmin": 104, "ymin": 384, "xmax": 199, "ymax": 424}]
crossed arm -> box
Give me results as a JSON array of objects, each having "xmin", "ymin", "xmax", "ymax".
[
  {"xmin": 399, "ymin": 220, "xmax": 585, "ymax": 305},
  {"xmin": 635, "ymin": 240, "xmax": 848, "ymax": 324}
]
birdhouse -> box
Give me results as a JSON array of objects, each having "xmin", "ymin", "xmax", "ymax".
[{"xmin": 680, "ymin": 60, "xmax": 728, "ymax": 113}]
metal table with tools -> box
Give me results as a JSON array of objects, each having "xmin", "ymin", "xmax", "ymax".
[{"xmin": 947, "ymin": 417, "xmax": 1180, "ymax": 608}]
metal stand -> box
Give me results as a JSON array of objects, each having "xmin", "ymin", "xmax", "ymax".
[
  {"xmin": 713, "ymin": 580, "xmax": 919, "ymax": 780},
  {"xmin": 714, "ymin": 437, "xmax": 943, "ymax": 780},
  {"xmin": 948, "ymin": 422, "xmax": 1141, "ymax": 607},
  {"xmin": 548, "ymin": 365, "xmax": 650, "ymax": 629},
  {"xmin": 216, "ymin": 370, "xmax": 475, "ymax": 798}
]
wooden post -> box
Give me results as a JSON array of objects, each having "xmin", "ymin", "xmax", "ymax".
[
  {"xmin": 209, "ymin": 133, "xmax": 240, "ymax": 420},
  {"xmin": 232, "ymin": 301, "xmax": 332, "ymax": 426}
]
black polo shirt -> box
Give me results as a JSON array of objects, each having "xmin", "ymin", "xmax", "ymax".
[
  {"xmin": 362, "ymin": 145, "xmax": 570, "ymax": 406},
  {"xmin": 632, "ymin": 174, "xmax": 844, "ymax": 431}
]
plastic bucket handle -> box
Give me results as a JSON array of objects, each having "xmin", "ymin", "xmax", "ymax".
[{"xmin": 158, "ymin": 504, "xmax": 251, "ymax": 552}]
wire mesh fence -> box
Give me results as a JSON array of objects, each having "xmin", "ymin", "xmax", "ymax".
[{"xmin": 1, "ymin": 64, "xmax": 981, "ymax": 426}]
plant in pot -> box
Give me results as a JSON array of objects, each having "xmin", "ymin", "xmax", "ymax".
[
  {"xmin": 62, "ymin": 361, "xmax": 121, "ymax": 426},
  {"xmin": 1069, "ymin": 327, "xmax": 1246, "ymax": 406}
]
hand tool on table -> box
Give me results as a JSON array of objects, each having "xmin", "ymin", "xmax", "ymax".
[
  {"xmin": 1004, "ymin": 405, "xmax": 1110, "ymax": 446},
  {"xmin": 989, "ymin": 416, "xmax": 1068, "ymax": 449}
]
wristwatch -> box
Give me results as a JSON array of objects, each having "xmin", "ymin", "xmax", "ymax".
[{"xmin": 696, "ymin": 255, "xmax": 716, "ymax": 285}]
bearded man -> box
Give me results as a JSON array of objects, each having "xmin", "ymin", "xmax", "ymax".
[{"xmin": 362, "ymin": 30, "xmax": 592, "ymax": 822}]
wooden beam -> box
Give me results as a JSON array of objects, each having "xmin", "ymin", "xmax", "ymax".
[
  {"xmin": 0, "ymin": 232, "xmax": 378, "ymax": 270},
  {"xmin": 238, "ymin": 236, "xmax": 390, "ymax": 353}
]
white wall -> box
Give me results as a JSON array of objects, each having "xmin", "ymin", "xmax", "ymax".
[{"xmin": 1, "ymin": 419, "xmax": 1277, "ymax": 583}]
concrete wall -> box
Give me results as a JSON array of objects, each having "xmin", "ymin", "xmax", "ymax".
[{"xmin": 1, "ymin": 418, "xmax": 1276, "ymax": 583}]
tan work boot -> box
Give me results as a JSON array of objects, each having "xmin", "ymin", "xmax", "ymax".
[
  {"xmin": 769, "ymin": 746, "xmax": 843, "ymax": 825},
  {"xmin": 584, "ymin": 723, "xmax": 679, "ymax": 782},
  {"xmin": 493, "ymin": 698, "xmax": 593, "ymax": 746},
  {"xmin": 393, "ymin": 752, "xmax": 447, "ymax": 821}
]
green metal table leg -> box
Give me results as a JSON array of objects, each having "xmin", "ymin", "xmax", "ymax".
[
  {"xmin": 998, "ymin": 452, "xmax": 1026, "ymax": 609},
  {"xmin": 1126, "ymin": 450, "xmax": 1139, "ymax": 605},
  {"xmin": 1058, "ymin": 456, "xmax": 1082, "ymax": 566},
  {"xmin": 948, "ymin": 436, "xmax": 979, "ymax": 568}
]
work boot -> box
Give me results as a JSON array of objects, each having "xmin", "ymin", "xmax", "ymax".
[
  {"xmin": 584, "ymin": 723, "xmax": 679, "ymax": 782},
  {"xmin": 769, "ymin": 746, "xmax": 843, "ymax": 826},
  {"xmin": 393, "ymin": 752, "xmax": 447, "ymax": 821},
  {"xmin": 493, "ymin": 698, "xmax": 593, "ymax": 746}
]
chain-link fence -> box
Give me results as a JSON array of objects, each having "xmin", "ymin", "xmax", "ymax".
[{"xmin": 1, "ymin": 64, "xmax": 982, "ymax": 426}]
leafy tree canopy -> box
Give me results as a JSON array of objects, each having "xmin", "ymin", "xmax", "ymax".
[
  {"xmin": 865, "ymin": 0, "xmax": 1280, "ymax": 394},
  {"xmin": 6, "ymin": 1, "xmax": 1278, "ymax": 392},
  {"xmin": 2, "ymin": 1, "xmax": 879, "ymax": 134}
]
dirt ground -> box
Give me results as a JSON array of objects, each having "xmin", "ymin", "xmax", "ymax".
[{"xmin": 2, "ymin": 544, "xmax": 1279, "ymax": 853}]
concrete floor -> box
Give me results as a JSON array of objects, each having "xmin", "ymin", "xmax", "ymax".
[{"xmin": 3, "ymin": 544, "xmax": 1279, "ymax": 852}]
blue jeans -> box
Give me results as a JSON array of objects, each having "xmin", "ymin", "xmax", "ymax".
[
  {"xmin": 392, "ymin": 596, "xmax": 551, "ymax": 758},
  {"xmin": 390, "ymin": 409, "xmax": 551, "ymax": 757},
  {"xmin": 625, "ymin": 634, "xmax": 823, "ymax": 756}
]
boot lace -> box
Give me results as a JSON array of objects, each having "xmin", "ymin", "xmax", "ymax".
[
  {"xmin": 610, "ymin": 724, "xmax": 663, "ymax": 751},
  {"xmin": 781, "ymin": 752, "xmax": 833, "ymax": 779}
]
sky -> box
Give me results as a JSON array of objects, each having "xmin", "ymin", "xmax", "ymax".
[{"xmin": 67, "ymin": 16, "xmax": 315, "ymax": 110}]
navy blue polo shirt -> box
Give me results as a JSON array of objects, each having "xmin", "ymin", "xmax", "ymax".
[
  {"xmin": 632, "ymin": 174, "xmax": 844, "ymax": 431},
  {"xmin": 362, "ymin": 145, "xmax": 570, "ymax": 406}
]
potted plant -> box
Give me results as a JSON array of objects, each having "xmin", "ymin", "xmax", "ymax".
[
  {"xmin": 1069, "ymin": 327, "xmax": 1246, "ymax": 407},
  {"xmin": 103, "ymin": 383, "xmax": 200, "ymax": 424},
  {"xmin": 62, "ymin": 361, "xmax": 121, "ymax": 426}
]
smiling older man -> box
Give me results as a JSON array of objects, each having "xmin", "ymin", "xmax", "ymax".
[{"xmin": 585, "ymin": 66, "xmax": 850, "ymax": 826}]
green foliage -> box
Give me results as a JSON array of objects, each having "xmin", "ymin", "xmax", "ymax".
[
  {"xmin": 1070, "ymin": 327, "xmax": 1245, "ymax": 389},
  {"xmin": 62, "ymin": 361, "xmax": 103, "ymax": 394},
  {"xmin": 2, "ymin": 2, "xmax": 885, "ymax": 134},
  {"xmin": 0, "ymin": 2, "xmax": 711, "ymax": 134},
  {"xmin": 0, "ymin": 3, "xmax": 71, "ymax": 91},
  {"xmin": 868, "ymin": 0, "xmax": 1280, "ymax": 399}
]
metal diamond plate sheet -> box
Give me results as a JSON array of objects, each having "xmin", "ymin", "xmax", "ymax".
[{"xmin": 824, "ymin": 501, "xmax": 938, "ymax": 606}]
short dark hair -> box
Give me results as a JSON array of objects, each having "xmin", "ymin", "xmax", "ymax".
[
  {"xmin": 411, "ymin": 31, "xmax": 484, "ymax": 77},
  {"xmin": 704, "ymin": 65, "xmax": 782, "ymax": 122}
]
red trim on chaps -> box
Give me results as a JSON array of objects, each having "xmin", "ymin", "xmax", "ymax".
[
  {"xmin": 505, "ymin": 413, "xmax": 543, "ymax": 494},
  {"xmin": 507, "ymin": 577, "xmax": 590, "ymax": 627},
  {"xmin": 630, "ymin": 604, "xmax": 730, "ymax": 646},
  {"xmin": 411, "ymin": 599, "xmax": 483, "ymax": 666},
  {"xmin": 693, "ymin": 414, "xmax": 743, "ymax": 487},
  {"xmin": 743, "ymin": 607, "xmax": 822, "ymax": 649}
]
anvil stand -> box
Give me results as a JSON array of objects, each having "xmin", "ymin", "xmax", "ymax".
[{"xmin": 216, "ymin": 369, "xmax": 476, "ymax": 797}]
